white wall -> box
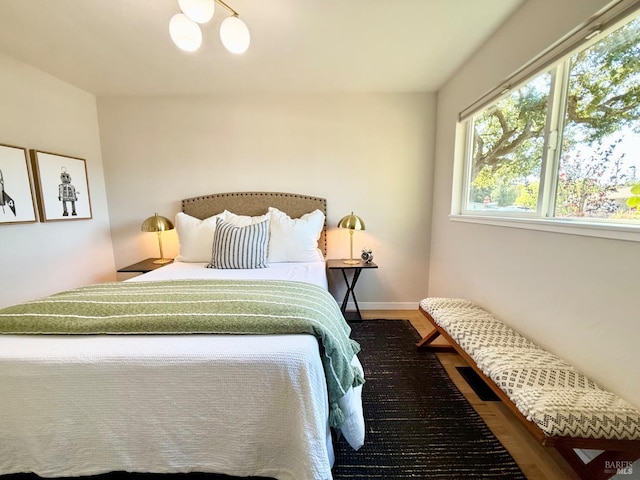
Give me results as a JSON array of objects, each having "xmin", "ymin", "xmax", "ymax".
[
  {"xmin": 97, "ymin": 93, "xmax": 435, "ymax": 308},
  {"xmin": 0, "ymin": 53, "xmax": 115, "ymax": 308},
  {"xmin": 430, "ymin": 0, "xmax": 640, "ymax": 408}
]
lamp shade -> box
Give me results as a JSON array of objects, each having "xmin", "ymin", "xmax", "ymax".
[
  {"xmin": 141, "ymin": 213, "xmax": 174, "ymax": 233},
  {"xmin": 338, "ymin": 212, "xmax": 365, "ymax": 231},
  {"xmin": 169, "ymin": 13, "xmax": 203, "ymax": 52},
  {"xmin": 220, "ymin": 15, "xmax": 250, "ymax": 54}
]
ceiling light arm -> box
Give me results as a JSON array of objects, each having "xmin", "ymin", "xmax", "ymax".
[{"xmin": 215, "ymin": 0, "xmax": 239, "ymax": 16}]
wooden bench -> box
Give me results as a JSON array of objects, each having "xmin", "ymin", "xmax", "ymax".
[{"xmin": 417, "ymin": 297, "xmax": 640, "ymax": 480}]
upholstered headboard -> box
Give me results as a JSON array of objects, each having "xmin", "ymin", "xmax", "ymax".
[{"xmin": 181, "ymin": 192, "xmax": 327, "ymax": 256}]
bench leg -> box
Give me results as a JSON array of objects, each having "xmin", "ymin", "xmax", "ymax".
[
  {"xmin": 417, "ymin": 308, "xmax": 456, "ymax": 352},
  {"xmin": 416, "ymin": 328, "xmax": 441, "ymax": 349},
  {"xmin": 416, "ymin": 328, "xmax": 456, "ymax": 352}
]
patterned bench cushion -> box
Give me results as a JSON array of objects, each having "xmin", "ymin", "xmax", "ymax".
[
  {"xmin": 511, "ymin": 388, "xmax": 640, "ymax": 440},
  {"xmin": 473, "ymin": 347, "xmax": 599, "ymax": 395},
  {"xmin": 446, "ymin": 322, "xmax": 539, "ymax": 358},
  {"xmin": 420, "ymin": 297, "xmax": 640, "ymax": 440}
]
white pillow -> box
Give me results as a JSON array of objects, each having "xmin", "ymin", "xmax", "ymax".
[
  {"xmin": 267, "ymin": 207, "xmax": 325, "ymax": 263},
  {"xmin": 175, "ymin": 211, "xmax": 227, "ymax": 262},
  {"xmin": 224, "ymin": 210, "xmax": 269, "ymax": 226}
]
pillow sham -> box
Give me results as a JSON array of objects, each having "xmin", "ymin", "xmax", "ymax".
[
  {"xmin": 207, "ymin": 217, "xmax": 269, "ymax": 269},
  {"xmin": 224, "ymin": 210, "xmax": 269, "ymax": 227},
  {"xmin": 175, "ymin": 211, "xmax": 227, "ymax": 263},
  {"xmin": 267, "ymin": 207, "xmax": 325, "ymax": 263}
]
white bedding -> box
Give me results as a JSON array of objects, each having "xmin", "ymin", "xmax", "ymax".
[
  {"xmin": 0, "ymin": 261, "xmax": 365, "ymax": 480},
  {"xmin": 129, "ymin": 259, "xmax": 329, "ymax": 289}
]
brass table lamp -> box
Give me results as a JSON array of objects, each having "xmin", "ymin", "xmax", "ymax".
[
  {"xmin": 338, "ymin": 212, "xmax": 365, "ymax": 265},
  {"xmin": 141, "ymin": 213, "xmax": 174, "ymax": 264}
]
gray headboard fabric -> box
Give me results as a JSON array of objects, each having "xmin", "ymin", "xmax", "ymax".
[{"xmin": 181, "ymin": 192, "xmax": 327, "ymax": 256}]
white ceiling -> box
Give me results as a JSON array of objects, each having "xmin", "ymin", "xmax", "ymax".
[{"xmin": 0, "ymin": 0, "xmax": 525, "ymax": 97}]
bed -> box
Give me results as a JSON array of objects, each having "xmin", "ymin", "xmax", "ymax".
[{"xmin": 0, "ymin": 192, "xmax": 365, "ymax": 480}]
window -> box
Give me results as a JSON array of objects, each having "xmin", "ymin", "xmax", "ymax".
[{"xmin": 459, "ymin": 12, "xmax": 640, "ymax": 230}]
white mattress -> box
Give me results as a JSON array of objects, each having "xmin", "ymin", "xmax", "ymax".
[
  {"xmin": 129, "ymin": 260, "xmax": 329, "ymax": 290},
  {"xmin": 0, "ymin": 261, "xmax": 365, "ymax": 480}
]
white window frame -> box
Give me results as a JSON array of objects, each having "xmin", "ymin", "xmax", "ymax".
[{"xmin": 452, "ymin": 2, "xmax": 640, "ymax": 243}]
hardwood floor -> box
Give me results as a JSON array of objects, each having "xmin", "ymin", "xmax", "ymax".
[{"xmin": 360, "ymin": 310, "xmax": 580, "ymax": 480}]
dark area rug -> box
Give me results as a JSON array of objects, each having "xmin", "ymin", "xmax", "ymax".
[
  {"xmin": 331, "ymin": 319, "xmax": 525, "ymax": 479},
  {"xmin": 3, "ymin": 320, "xmax": 524, "ymax": 480}
]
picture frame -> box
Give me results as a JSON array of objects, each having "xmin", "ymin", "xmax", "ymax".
[
  {"xmin": 0, "ymin": 143, "xmax": 38, "ymax": 225},
  {"xmin": 30, "ymin": 150, "xmax": 92, "ymax": 222}
]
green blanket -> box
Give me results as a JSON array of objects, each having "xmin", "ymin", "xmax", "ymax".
[{"xmin": 0, "ymin": 279, "xmax": 364, "ymax": 428}]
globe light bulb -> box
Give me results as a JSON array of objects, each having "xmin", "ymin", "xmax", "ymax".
[
  {"xmin": 169, "ymin": 13, "xmax": 203, "ymax": 52},
  {"xmin": 178, "ymin": 0, "xmax": 215, "ymax": 24},
  {"xmin": 220, "ymin": 15, "xmax": 250, "ymax": 54}
]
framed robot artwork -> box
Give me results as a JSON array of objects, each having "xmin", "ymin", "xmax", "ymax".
[
  {"xmin": 0, "ymin": 144, "xmax": 38, "ymax": 225},
  {"xmin": 30, "ymin": 150, "xmax": 92, "ymax": 222}
]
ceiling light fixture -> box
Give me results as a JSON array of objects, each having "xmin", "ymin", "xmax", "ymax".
[{"xmin": 170, "ymin": 0, "xmax": 250, "ymax": 55}]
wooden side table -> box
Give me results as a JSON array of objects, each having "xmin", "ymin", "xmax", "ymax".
[
  {"xmin": 117, "ymin": 258, "xmax": 173, "ymax": 274},
  {"xmin": 327, "ymin": 259, "xmax": 378, "ymax": 321}
]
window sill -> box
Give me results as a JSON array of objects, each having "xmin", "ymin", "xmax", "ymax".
[{"xmin": 449, "ymin": 214, "xmax": 640, "ymax": 243}]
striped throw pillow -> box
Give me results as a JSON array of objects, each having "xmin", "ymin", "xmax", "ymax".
[{"xmin": 207, "ymin": 217, "xmax": 269, "ymax": 269}]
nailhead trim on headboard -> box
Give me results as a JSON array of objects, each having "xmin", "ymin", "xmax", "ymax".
[{"xmin": 181, "ymin": 192, "xmax": 327, "ymax": 256}]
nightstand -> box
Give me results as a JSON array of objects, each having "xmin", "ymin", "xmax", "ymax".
[
  {"xmin": 117, "ymin": 258, "xmax": 173, "ymax": 274},
  {"xmin": 327, "ymin": 259, "xmax": 378, "ymax": 322}
]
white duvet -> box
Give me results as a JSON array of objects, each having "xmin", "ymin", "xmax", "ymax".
[{"xmin": 0, "ymin": 261, "xmax": 365, "ymax": 480}]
